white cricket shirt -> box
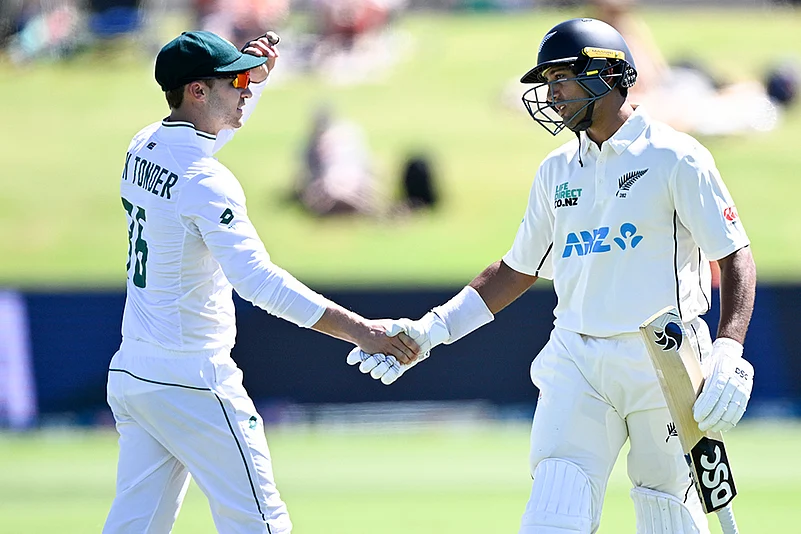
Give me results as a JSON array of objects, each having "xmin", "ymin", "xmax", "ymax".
[
  {"xmin": 503, "ymin": 107, "xmax": 749, "ymax": 337},
  {"xmin": 119, "ymin": 80, "xmax": 326, "ymax": 351}
]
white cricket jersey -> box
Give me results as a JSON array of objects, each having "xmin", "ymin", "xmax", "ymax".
[
  {"xmin": 503, "ymin": 107, "xmax": 749, "ymax": 337},
  {"xmin": 119, "ymin": 80, "xmax": 326, "ymax": 351}
]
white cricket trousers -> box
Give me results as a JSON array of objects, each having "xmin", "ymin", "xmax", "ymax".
[
  {"xmin": 103, "ymin": 338, "xmax": 291, "ymax": 534},
  {"xmin": 526, "ymin": 319, "xmax": 714, "ymax": 533}
]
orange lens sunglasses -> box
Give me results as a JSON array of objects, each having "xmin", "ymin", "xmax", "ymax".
[
  {"xmin": 197, "ymin": 71, "xmax": 251, "ymax": 89},
  {"xmin": 230, "ymin": 71, "xmax": 250, "ymax": 89}
]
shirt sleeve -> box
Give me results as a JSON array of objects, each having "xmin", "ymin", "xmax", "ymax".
[
  {"xmin": 502, "ymin": 167, "xmax": 556, "ymax": 279},
  {"xmin": 178, "ymin": 167, "xmax": 328, "ymax": 327},
  {"xmin": 213, "ymin": 78, "xmax": 269, "ymax": 154},
  {"xmin": 672, "ymin": 143, "xmax": 750, "ymax": 261}
]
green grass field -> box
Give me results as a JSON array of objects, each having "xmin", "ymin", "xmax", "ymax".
[
  {"xmin": 1, "ymin": 421, "xmax": 799, "ymax": 533},
  {"xmin": 1, "ymin": 8, "xmax": 801, "ymax": 288}
]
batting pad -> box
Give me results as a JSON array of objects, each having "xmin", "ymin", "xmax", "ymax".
[
  {"xmin": 519, "ymin": 458, "xmax": 593, "ymax": 534},
  {"xmin": 631, "ymin": 486, "xmax": 708, "ymax": 534}
]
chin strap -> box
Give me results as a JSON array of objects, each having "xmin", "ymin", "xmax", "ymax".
[{"xmin": 568, "ymin": 101, "xmax": 595, "ymax": 168}]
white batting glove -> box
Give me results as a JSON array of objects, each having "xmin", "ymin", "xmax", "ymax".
[
  {"xmin": 346, "ymin": 348, "xmax": 426, "ymax": 385},
  {"xmin": 346, "ymin": 312, "xmax": 451, "ymax": 385},
  {"xmin": 693, "ymin": 338, "xmax": 754, "ymax": 433}
]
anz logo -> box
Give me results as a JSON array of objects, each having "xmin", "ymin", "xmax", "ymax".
[{"xmin": 562, "ymin": 222, "xmax": 643, "ymax": 258}]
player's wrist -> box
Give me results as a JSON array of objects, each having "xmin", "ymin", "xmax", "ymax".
[
  {"xmin": 418, "ymin": 311, "xmax": 451, "ymax": 350},
  {"xmin": 431, "ymin": 286, "xmax": 494, "ymax": 345},
  {"xmin": 712, "ymin": 337, "xmax": 744, "ymax": 359}
]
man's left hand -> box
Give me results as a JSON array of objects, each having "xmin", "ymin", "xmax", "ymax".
[
  {"xmin": 693, "ymin": 338, "xmax": 754, "ymax": 433},
  {"xmin": 243, "ymin": 32, "xmax": 280, "ymax": 83}
]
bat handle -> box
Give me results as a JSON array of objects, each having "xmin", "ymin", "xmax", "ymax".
[{"xmin": 716, "ymin": 504, "xmax": 739, "ymax": 534}]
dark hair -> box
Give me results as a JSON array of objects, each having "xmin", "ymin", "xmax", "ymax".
[
  {"xmin": 165, "ymin": 87, "xmax": 184, "ymax": 109},
  {"xmin": 164, "ymin": 78, "xmax": 220, "ymax": 109}
]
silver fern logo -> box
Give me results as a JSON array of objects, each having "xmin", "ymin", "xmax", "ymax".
[
  {"xmin": 539, "ymin": 31, "xmax": 556, "ymax": 53},
  {"xmin": 616, "ymin": 169, "xmax": 649, "ymax": 198},
  {"xmin": 654, "ymin": 322, "xmax": 683, "ymax": 351}
]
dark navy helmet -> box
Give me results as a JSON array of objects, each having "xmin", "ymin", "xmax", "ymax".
[{"xmin": 521, "ymin": 18, "xmax": 638, "ymax": 135}]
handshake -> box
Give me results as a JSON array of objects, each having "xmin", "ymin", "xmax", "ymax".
[
  {"xmin": 346, "ymin": 287, "xmax": 495, "ymax": 384},
  {"xmin": 347, "ymin": 312, "xmax": 451, "ymax": 384}
]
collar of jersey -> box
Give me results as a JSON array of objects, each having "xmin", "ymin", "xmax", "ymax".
[
  {"xmin": 159, "ymin": 120, "xmax": 217, "ymax": 155},
  {"xmin": 578, "ymin": 105, "xmax": 649, "ymax": 158}
]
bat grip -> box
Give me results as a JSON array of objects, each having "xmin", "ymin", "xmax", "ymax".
[{"xmin": 716, "ymin": 504, "xmax": 739, "ymax": 534}]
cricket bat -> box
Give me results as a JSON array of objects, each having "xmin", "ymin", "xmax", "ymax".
[{"xmin": 640, "ymin": 306, "xmax": 740, "ymax": 534}]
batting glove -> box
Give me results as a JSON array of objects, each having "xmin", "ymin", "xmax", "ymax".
[
  {"xmin": 346, "ymin": 312, "xmax": 451, "ymax": 385},
  {"xmin": 693, "ymin": 338, "xmax": 754, "ymax": 433}
]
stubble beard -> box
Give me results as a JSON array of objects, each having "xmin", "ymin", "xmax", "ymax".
[{"xmin": 207, "ymin": 89, "xmax": 243, "ymax": 131}]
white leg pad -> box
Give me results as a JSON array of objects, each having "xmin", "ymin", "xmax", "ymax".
[
  {"xmin": 631, "ymin": 486, "xmax": 703, "ymax": 534},
  {"xmin": 519, "ymin": 458, "xmax": 593, "ymax": 534}
]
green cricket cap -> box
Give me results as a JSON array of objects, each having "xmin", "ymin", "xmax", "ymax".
[{"xmin": 155, "ymin": 31, "xmax": 266, "ymax": 92}]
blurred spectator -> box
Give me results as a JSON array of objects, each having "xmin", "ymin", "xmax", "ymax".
[
  {"xmin": 398, "ymin": 154, "xmax": 439, "ymax": 211},
  {"xmin": 0, "ymin": 0, "xmax": 24, "ymax": 47},
  {"xmin": 293, "ymin": 105, "xmax": 378, "ymax": 216},
  {"xmin": 315, "ymin": 0, "xmax": 391, "ymax": 49},
  {"xmin": 765, "ymin": 61, "xmax": 800, "ymax": 107},
  {"xmin": 4, "ymin": 0, "xmax": 83, "ymax": 63},
  {"xmin": 193, "ymin": 0, "xmax": 289, "ymax": 49},
  {"xmin": 309, "ymin": 0, "xmax": 410, "ymax": 85},
  {"xmin": 587, "ymin": 0, "xmax": 792, "ymax": 136},
  {"xmin": 456, "ymin": 0, "xmax": 535, "ymax": 10},
  {"xmin": 0, "ymin": 291, "xmax": 37, "ymax": 430},
  {"xmin": 87, "ymin": 0, "xmax": 142, "ymax": 38},
  {"xmin": 3, "ymin": 0, "xmax": 159, "ymax": 62}
]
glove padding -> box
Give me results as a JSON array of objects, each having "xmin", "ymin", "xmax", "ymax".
[
  {"xmin": 693, "ymin": 338, "xmax": 754, "ymax": 433},
  {"xmin": 346, "ymin": 312, "xmax": 450, "ymax": 385},
  {"xmin": 346, "ymin": 348, "xmax": 428, "ymax": 385}
]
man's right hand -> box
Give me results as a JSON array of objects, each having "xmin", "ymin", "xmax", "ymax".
[
  {"xmin": 243, "ymin": 32, "xmax": 280, "ymax": 81},
  {"xmin": 346, "ymin": 312, "xmax": 451, "ymax": 384}
]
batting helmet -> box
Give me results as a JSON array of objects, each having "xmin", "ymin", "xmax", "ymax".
[{"xmin": 521, "ymin": 18, "xmax": 638, "ymax": 135}]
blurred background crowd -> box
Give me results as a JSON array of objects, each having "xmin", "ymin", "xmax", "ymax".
[
  {"xmin": 2, "ymin": 0, "xmax": 798, "ymax": 219},
  {"xmin": 0, "ymin": 0, "xmax": 799, "ymax": 427}
]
